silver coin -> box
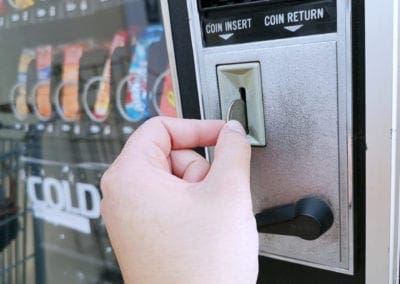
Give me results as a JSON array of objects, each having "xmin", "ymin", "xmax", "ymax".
[{"xmin": 226, "ymin": 99, "xmax": 248, "ymax": 133}]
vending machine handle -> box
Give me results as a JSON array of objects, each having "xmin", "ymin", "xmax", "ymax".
[{"xmin": 255, "ymin": 197, "xmax": 334, "ymax": 241}]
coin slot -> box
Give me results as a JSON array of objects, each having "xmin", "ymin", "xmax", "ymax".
[
  {"xmin": 217, "ymin": 62, "xmax": 266, "ymax": 146},
  {"xmin": 239, "ymin": 86, "xmax": 246, "ymax": 101},
  {"xmin": 238, "ymin": 86, "xmax": 249, "ymax": 133}
]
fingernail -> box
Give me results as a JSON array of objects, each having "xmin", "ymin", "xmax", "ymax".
[{"xmin": 226, "ymin": 120, "xmax": 246, "ymax": 136}]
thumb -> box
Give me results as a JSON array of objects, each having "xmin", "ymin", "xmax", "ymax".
[{"xmin": 206, "ymin": 120, "xmax": 251, "ymax": 191}]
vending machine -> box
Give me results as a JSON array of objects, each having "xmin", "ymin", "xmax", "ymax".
[
  {"xmin": 162, "ymin": 1, "xmax": 400, "ymax": 283},
  {"xmin": 1, "ymin": 0, "xmax": 400, "ymax": 283},
  {"xmin": 165, "ymin": 0, "xmax": 367, "ymax": 283}
]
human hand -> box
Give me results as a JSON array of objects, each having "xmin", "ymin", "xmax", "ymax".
[{"xmin": 100, "ymin": 117, "xmax": 258, "ymax": 284}]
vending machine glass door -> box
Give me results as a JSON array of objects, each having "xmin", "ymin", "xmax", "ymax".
[{"xmin": 0, "ymin": 1, "xmax": 177, "ymax": 283}]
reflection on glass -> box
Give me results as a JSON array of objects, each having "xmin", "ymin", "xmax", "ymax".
[{"xmin": 0, "ymin": 1, "xmax": 177, "ymax": 283}]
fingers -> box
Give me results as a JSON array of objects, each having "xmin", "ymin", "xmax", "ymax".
[
  {"xmin": 170, "ymin": 150, "xmax": 210, "ymax": 183},
  {"xmin": 207, "ymin": 121, "xmax": 251, "ymax": 192},
  {"xmin": 122, "ymin": 117, "xmax": 225, "ymax": 165}
]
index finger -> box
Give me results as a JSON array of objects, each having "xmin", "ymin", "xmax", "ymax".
[{"xmin": 124, "ymin": 117, "xmax": 225, "ymax": 161}]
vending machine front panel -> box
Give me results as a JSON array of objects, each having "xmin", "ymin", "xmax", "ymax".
[{"xmin": 168, "ymin": 0, "xmax": 355, "ymax": 275}]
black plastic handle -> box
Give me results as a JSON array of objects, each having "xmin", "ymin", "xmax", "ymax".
[{"xmin": 255, "ymin": 197, "xmax": 334, "ymax": 241}]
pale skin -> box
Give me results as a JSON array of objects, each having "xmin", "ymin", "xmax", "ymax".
[{"xmin": 100, "ymin": 117, "xmax": 259, "ymax": 283}]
